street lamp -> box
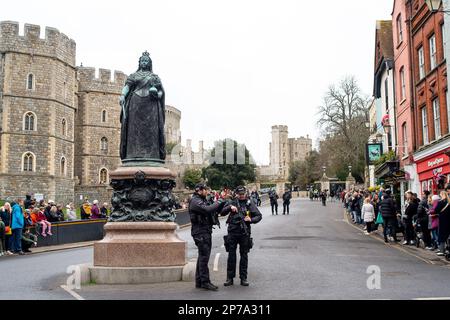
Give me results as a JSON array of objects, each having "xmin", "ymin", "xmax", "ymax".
[
  {"xmin": 348, "ymin": 165, "xmax": 352, "ymax": 176},
  {"xmin": 425, "ymin": 0, "xmax": 450, "ymax": 13}
]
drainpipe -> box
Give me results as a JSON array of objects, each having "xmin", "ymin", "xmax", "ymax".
[{"xmin": 408, "ymin": 0, "xmax": 418, "ymax": 154}]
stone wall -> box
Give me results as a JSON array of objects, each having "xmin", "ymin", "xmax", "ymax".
[
  {"xmin": 74, "ymin": 185, "xmax": 113, "ymax": 206},
  {"xmin": 74, "ymin": 67, "xmax": 123, "ymax": 199},
  {"xmin": 0, "ymin": 21, "xmax": 76, "ymax": 203},
  {"xmin": 165, "ymin": 105, "xmax": 181, "ymax": 144}
]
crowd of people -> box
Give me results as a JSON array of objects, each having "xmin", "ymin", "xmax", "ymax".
[
  {"xmin": 341, "ymin": 186, "xmax": 450, "ymax": 259},
  {"xmin": 0, "ymin": 195, "xmax": 110, "ymax": 257},
  {"xmin": 179, "ymin": 188, "xmax": 263, "ymax": 210}
]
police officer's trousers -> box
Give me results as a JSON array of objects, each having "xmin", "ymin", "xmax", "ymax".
[
  {"xmin": 271, "ymin": 201, "xmax": 278, "ymax": 215},
  {"xmin": 283, "ymin": 202, "xmax": 290, "ymax": 214},
  {"xmin": 226, "ymin": 233, "xmax": 251, "ymax": 280},
  {"xmin": 193, "ymin": 233, "xmax": 212, "ymax": 286}
]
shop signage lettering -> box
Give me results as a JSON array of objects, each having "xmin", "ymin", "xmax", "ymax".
[
  {"xmin": 428, "ymin": 157, "xmax": 444, "ymax": 168},
  {"xmin": 433, "ymin": 167, "xmax": 443, "ymax": 176}
]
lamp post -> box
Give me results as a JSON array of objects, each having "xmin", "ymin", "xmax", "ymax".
[
  {"xmin": 425, "ymin": 0, "xmax": 450, "ymax": 13},
  {"xmin": 348, "ymin": 165, "xmax": 352, "ymax": 176}
]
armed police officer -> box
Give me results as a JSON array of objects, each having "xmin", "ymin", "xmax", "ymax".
[
  {"xmin": 189, "ymin": 183, "xmax": 226, "ymax": 291},
  {"xmin": 269, "ymin": 189, "xmax": 279, "ymax": 215},
  {"xmin": 221, "ymin": 186, "xmax": 262, "ymax": 287},
  {"xmin": 282, "ymin": 188, "xmax": 292, "ymax": 215}
]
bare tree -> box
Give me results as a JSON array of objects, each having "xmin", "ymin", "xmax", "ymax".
[{"xmin": 317, "ymin": 76, "xmax": 370, "ymax": 181}]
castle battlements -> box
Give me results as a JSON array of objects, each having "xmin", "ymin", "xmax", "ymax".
[
  {"xmin": 272, "ymin": 125, "xmax": 289, "ymax": 132},
  {"xmin": 289, "ymin": 136, "xmax": 312, "ymax": 143},
  {"xmin": 77, "ymin": 67, "xmax": 127, "ymax": 94},
  {"xmin": 0, "ymin": 21, "xmax": 76, "ymax": 67}
]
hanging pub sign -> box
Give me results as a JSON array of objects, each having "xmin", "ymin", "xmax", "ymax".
[{"xmin": 366, "ymin": 143, "xmax": 383, "ymax": 165}]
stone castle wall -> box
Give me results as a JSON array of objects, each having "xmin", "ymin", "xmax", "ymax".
[
  {"xmin": 74, "ymin": 67, "xmax": 124, "ymax": 205},
  {"xmin": 0, "ymin": 21, "xmax": 184, "ymax": 205},
  {"xmin": 0, "ymin": 21, "xmax": 76, "ymax": 203}
]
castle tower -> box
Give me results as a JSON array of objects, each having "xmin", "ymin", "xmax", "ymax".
[
  {"xmin": 0, "ymin": 21, "xmax": 77, "ymax": 203},
  {"xmin": 165, "ymin": 105, "xmax": 181, "ymax": 145},
  {"xmin": 74, "ymin": 67, "xmax": 127, "ymax": 204},
  {"xmin": 288, "ymin": 135, "xmax": 313, "ymax": 163},
  {"xmin": 270, "ymin": 125, "xmax": 289, "ymax": 179}
]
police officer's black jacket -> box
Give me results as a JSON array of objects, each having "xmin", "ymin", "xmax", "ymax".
[
  {"xmin": 221, "ymin": 199, "xmax": 262, "ymax": 235},
  {"xmin": 283, "ymin": 191, "xmax": 292, "ymax": 203},
  {"xmin": 189, "ymin": 193, "xmax": 222, "ymax": 236}
]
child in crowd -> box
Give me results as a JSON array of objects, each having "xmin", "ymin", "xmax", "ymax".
[
  {"xmin": 21, "ymin": 228, "xmax": 37, "ymax": 253},
  {"xmin": 66, "ymin": 204, "xmax": 77, "ymax": 221},
  {"xmin": 36, "ymin": 207, "xmax": 52, "ymax": 237},
  {"xmin": 362, "ymin": 197, "xmax": 375, "ymax": 235}
]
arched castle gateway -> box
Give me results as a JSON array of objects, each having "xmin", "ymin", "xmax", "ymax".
[{"xmin": 0, "ymin": 21, "xmax": 182, "ymax": 204}]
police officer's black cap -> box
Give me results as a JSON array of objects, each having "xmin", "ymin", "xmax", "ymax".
[
  {"xmin": 195, "ymin": 183, "xmax": 207, "ymax": 191},
  {"xmin": 235, "ymin": 186, "xmax": 247, "ymax": 194}
]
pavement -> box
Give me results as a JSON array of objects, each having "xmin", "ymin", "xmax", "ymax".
[
  {"xmin": 2, "ymin": 198, "xmax": 450, "ymax": 300},
  {"xmin": 343, "ymin": 208, "xmax": 450, "ymax": 267}
]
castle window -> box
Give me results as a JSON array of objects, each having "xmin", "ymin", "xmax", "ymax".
[
  {"xmin": 101, "ymin": 137, "xmax": 108, "ymax": 152},
  {"xmin": 27, "ymin": 74, "xmax": 34, "ymax": 90},
  {"xmin": 99, "ymin": 168, "xmax": 108, "ymax": 184},
  {"xmin": 62, "ymin": 118, "xmax": 67, "ymax": 136},
  {"xmin": 101, "ymin": 110, "xmax": 107, "ymax": 123},
  {"xmin": 23, "ymin": 112, "xmax": 36, "ymax": 131},
  {"xmin": 22, "ymin": 152, "xmax": 35, "ymax": 172},
  {"xmin": 60, "ymin": 156, "xmax": 66, "ymax": 176}
]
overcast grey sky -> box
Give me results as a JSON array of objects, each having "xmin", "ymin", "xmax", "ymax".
[{"xmin": 1, "ymin": 0, "xmax": 393, "ymax": 165}]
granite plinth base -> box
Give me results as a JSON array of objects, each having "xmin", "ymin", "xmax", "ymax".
[
  {"xmin": 89, "ymin": 266, "xmax": 184, "ymax": 285},
  {"xmin": 94, "ymin": 222, "xmax": 187, "ymax": 268}
]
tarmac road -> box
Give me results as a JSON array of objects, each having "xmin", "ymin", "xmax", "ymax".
[{"xmin": 2, "ymin": 198, "xmax": 450, "ymax": 300}]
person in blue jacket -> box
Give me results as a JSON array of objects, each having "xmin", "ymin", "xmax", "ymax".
[{"xmin": 10, "ymin": 199, "xmax": 25, "ymax": 255}]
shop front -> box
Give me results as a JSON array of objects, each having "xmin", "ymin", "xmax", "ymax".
[{"xmin": 415, "ymin": 152, "xmax": 450, "ymax": 195}]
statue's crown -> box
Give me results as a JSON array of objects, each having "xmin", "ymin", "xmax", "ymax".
[{"xmin": 140, "ymin": 51, "xmax": 151, "ymax": 60}]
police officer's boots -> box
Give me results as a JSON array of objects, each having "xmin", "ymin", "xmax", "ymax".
[
  {"xmin": 240, "ymin": 279, "xmax": 249, "ymax": 286},
  {"xmin": 224, "ymin": 278, "xmax": 234, "ymax": 286},
  {"xmin": 201, "ymin": 282, "xmax": 218, "ymax": 291}
]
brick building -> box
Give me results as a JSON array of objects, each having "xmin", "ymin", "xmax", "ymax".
[{"xmin": 409, "ymin": 0, "xmax": 449, "ymax": 195}]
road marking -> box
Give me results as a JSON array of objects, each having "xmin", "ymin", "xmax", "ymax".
[
  {"xmin": 413, "ymin": 297, "xmax": 450, "ymax": 300},
  {"xmin": 213, "ymin": 253, "xmax": 221, "ymax": 272},
  {"xmin": 60, "ymin": 285, "xmax": 85, "ymax": 301},
  {"xmin": 343, "ymin": 211, "xmax": 434, "ymax": 265}
]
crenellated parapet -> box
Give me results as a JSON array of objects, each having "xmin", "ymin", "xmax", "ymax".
[
  {"xmin": 77, "ymin": 67, "xmax": 127, "ymax": 94},
  {"xmin": 0, "ymin": 21, "xmax": 76, "ymax": 67}
]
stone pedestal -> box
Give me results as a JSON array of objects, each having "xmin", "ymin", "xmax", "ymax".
[
  {"xmin": 90, "ymin": 165, "xmax": 188, "ymax": 284},
  {"xmin": 94, "ymin": 222, "xmax": 186, "ymax": 267},
  {"xmin": 346, "ymin": 174, "xmax": 356, "ymax": 191},
  {"xmin": 109, "ymin": 166, "xmax": 177, "ymax": 222}
]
